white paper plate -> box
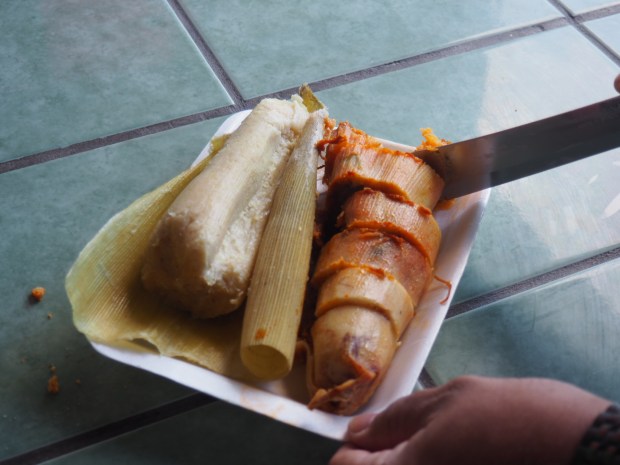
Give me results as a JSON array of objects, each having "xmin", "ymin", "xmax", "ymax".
[{"xmin": 90, "ymin": 111, "xmax": 490, "ymax": 440}]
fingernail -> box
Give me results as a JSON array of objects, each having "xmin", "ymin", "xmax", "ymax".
[{"xmin": 348, "ymin": 412, "xmax": 377, "ymax": 434}]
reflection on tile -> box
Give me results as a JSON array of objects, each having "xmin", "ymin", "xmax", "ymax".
[
  {"xmin": 426, "ymin": 258, "xmax": 620, "ymax": 402},
  {"xmin": 313, "ymin": 28, "xmax": 620, "ymax": 302},
  {"xmin": 455, "ymin": 147, "xmax": 620, "ymax": 302},
  {"xmin": 180, "ymin": 0, "xmax": 560, "ymax": 98},
  {"xmin": 315, "ymin": 27, "xmax": 618, "ymax": 147},
  {"xmin": 46, "ymin": 403, "xmax": 340, "ymax": 465},
  {"xmin": 0, "ymin": 117, "xmax": 226, "ymax": 460},
  {"xmin": 584, "ymin": 13, "xmax": 620, "ymax": 56},
  {"xmin": 558, "ymin": 0, "xmax": 620, "ymax": 14},
  {"xmin": 0, "ymin": 0, "xmax": 232, "ymax": 162}
]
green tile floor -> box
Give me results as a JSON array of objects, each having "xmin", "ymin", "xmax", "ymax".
[
  {"xmin": 1, "ymin": 1, "xmax": 620, "ymax": 464},
  {"xmin": 427, "ymin": 258, "xmax": 620, "ymax": 402},
  {"xmin": 560, "ymin": 0, "xmax": 620, "ymax": 14},
  {"xmin": 0, "ymin": 1, "xmax": 232, "ymax": 163},
  {"xmin": 179, "ymin": 0, "xmax": 562, "ymax": 98},
  {"xmin": 585, "ymin": 12, "xmax": 620, "ymax": 55}
]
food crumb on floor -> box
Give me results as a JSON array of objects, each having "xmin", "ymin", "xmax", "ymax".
[
  {"xmin": 31, "ymin": 287, "xmax": 46, "ymax": 302},
  {"xmin": 47, "ymin": 364, "xmax": 60, "ymax": 395}
]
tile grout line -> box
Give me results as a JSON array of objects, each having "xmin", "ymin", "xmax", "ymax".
[
  {"xmin": 0, "ymin": 393, "xmax": 216, "ymax": 465},
  {"xmin": 244, "ymin": 17, "xmax": 570, "ymax": 106},
  {"xmin": 574, "ymin": 3, "xmax": 620, "ymax": 21},
  {"xmin": 418, "ymin": 369, "xmax": 438, "ymax": 388},
  {"xmin": 3, "ymin": 4, "xmax": 620, "ymax": 175},
  {"xmin": 0, "ymin": 105, "xmax": 238, "ymax": 175},
  {"xmin": 419, "ymin": 246, "xmax": 620, "ymax": 388},
  {"xmin": 0, "ymin": 17, "xmax": 571, "ymax": 175},
  {"xmin": 547, "ymin": 0, "xmax": 620, "ymax": 65},
  {"xmin": 1, "ymin": 3, "xmax": 618, "ymax": 460},
  {"xmin": 446, "ymin": 245, "xmax": 620, "ymax": 319},
  {"xmin": 166, "ymin": 0, "xmax": 245, "ymax": 109}
]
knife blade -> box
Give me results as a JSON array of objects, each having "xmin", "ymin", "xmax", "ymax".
[{"xmin": 383, "ymin": 95, "xmax": 620, "ymax": 199}]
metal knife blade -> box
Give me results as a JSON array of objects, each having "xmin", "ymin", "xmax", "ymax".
[{"xmin": 385, "ymin": 95, "xmax": 620, "ymax": 199}]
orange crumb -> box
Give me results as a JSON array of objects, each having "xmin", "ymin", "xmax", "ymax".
[
  {"xmin": 47, "ymin": 364, "xmax": 60, "ymax": 394},
  {"xmin": 417, "ymin": 128, "xmax": 449, "ymax": 151},
  {"xmin": 31, "ymin": 287, "xmax": 46, "ymax": 302},
  {"xmin": 435, "ymin": 198, "xmax": 456, "ymax": 211},
  {"xmin": 47, "ymin": 374, "xmax": 60, "ymax": 394},
  {"xmin": 75, "ymin": 379, "xmax": 82, "ymax": 385},
  {"xmin": 254, "ymin": 328, "xmax": 267, "ymax": 341}
]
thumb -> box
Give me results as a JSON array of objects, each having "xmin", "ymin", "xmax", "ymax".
[{"xmin": 345, "ymin": 387, "xmax": 445, "ymax": 451}]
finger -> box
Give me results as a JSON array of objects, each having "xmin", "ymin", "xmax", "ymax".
[
  {"xmin": 347, "ymin": 412, "xmax": 377, "ymax": 434},
  {"xmin": 330, "ymin": 443, "xmax": 411, "ymax": 465},
  {"xmin": 345, "ymin": 385, "xmax": 448, "ymax": 451},
  {"xmin": 329, "ymin": 444, "xmax": 361, "ymax": 465},
  {"xmin": 329, "ymin": 445, "xmax": 373, "ymax": 465},
  {"xmin": 615, "ymin": 74, "xmax": 620, "ymax": 93}
]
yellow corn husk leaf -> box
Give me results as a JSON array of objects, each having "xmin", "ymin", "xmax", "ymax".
[
  {"xmin": 299, "ymin": 84, "xmax": 324, "ymax": 112},
  {"xmin": 66, "ymin": 140, "xmax": 249, "ymax": 380},
  {"xmin": 240, "ymin": 111, "xmax": 326, "ymax": 379}
]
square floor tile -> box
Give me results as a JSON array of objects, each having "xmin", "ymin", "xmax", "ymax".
[
  {"xmin": 315, "ymin": 27, "xmax": 619, "ymax": 146},
  {"xmin": 455, "ymin": 146, "xmax": 620, "ymax": 302},
  {"xmin": 0, "ymin": 117, "xmax": 226, "ymax": 460},
  {"xmin": 180, "ymin": 0, "xmax": 561, "ymax": 98},
  {"xmin": 45, "ymin": 402, "xmax": 340, "ymax": 465},
  {"xmin": 0, "ymin": 0, "xmax": 232, "ymax": 162},
  {"xmin": 426, "ymin": 257, "xmax": 620, "ymax": 402},
  {"xmin": 583, "ymin": 13, "xmax": 620, "ymax": 56}
]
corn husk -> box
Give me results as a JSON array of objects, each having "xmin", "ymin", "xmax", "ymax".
[
  {"xmin": 341, "ymin": 188, "xmax": 442, "ymax": 265},
  {"xmin": 311, "ymin": 228, "xmax": 433, "ymax": 308},
  {"xmin": 240, "ymin": 111, "xmax": 327, "ymax": 379},
  {"xmin": 66, "ymin": 141, "xmax": 253, "ymax": 378},
  {"xmin": 315, "ymin": 267, "xmax": 413, "ymax": 338},
  {"xmin": 67, "ymin": 88, "xmax": 327, "ymax": 381},
  {"xmin": 299, "ymin": 83, "xmax": 325, "ymax": 113},
  {"xmin": 324, "ymin": 122, "xmax": 445, "ymax": 209}
]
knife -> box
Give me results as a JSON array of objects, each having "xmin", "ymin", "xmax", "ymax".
[{"xmin": 383, "ymin": 95, "xmax": 620, "ymax": 199}]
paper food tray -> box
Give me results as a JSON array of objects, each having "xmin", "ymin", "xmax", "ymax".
[{"xmin": 89, "ymin": 110, "xmax": 490, "ymax": 440}]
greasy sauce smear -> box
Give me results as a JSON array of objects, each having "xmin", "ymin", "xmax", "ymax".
[{"xmin": 254, "ymin": 328, "xmax": 267, "ymax": 341}]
